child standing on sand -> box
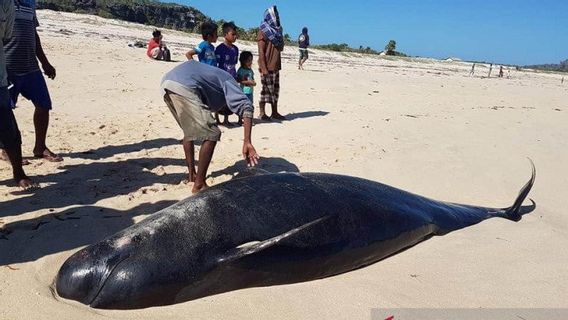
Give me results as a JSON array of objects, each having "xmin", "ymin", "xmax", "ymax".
[
  {"xmin": 237, "ymin": 51, "xmax": 256, "ymax": 107},
  {"xmin": 215, "ymin": 22, "xmax": 239, "ymax": 126},
  {"xmin": 185, "ymin": 22, "xmax": 218, "ymax": 66}
]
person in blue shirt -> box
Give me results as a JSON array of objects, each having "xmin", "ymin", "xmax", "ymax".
[
  {"xmin": 185, "ymin": 21, "xmax": 218, "ymax": 66},
  {"xmin": 214, "ymin": 22, "xmax": 239, "ymax": 126}
]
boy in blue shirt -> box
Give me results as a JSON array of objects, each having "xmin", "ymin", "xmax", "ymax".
[{"xmin": 185, "ymin": 21, "xmax": 218, "ymax": 65}]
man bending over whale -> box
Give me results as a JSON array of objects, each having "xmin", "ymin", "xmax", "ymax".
[{"xmin": 161, "ymin": 61, "xmax": 260, "ymax": 193}]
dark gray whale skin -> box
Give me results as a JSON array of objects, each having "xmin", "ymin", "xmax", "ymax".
[{"xmin": 55, "ymin": 164, "xmax": 536, "ymax": 309}]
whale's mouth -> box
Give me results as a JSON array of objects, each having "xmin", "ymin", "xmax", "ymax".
[
  {"xmin": 55, "ymin": 252, "xmax": 131, "ymax": 306},
  {"xmin": 86, "ymin": 255, "xmax": 131, "ymax": 306}
]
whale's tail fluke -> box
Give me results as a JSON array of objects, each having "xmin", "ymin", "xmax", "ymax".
[{"xmin": 503, "ymin": 159, "xmax": 536, "ymax": 221}]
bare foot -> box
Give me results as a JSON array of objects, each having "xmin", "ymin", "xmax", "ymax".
[
  {"xmin": 0, "ymin": 149, "xmax": 30, "ymax": 165},
  {"xmin": 33, "ymin": 148, "xmax": 63, "ymax": 162},
  {"xmin": 16, "ymin": 176, "xmax": 39, "ymax": 191},
  {"xmin": 191, "ymin": 182, "xmax": 209, "ymax": 194}
]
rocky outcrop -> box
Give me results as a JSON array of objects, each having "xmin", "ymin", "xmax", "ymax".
[{"xmin": 37, "ymin": 0, "xmax": 210, "ymax": 32}]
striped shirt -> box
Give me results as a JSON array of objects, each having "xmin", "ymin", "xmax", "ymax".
[
  {"xmin": 0, "ymin": 0, "xmax": 15, "ymax": 86},
  {"xmin": 3, "ymin": 0, "xmax": 39, "ymax": 76}
]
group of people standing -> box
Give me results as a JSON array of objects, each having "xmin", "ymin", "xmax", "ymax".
[
  {"xmin": 159, "ymin": 6, "xmax": 292, "ymax": 193},
  {"xmin": 469, "ymin": 63, "xmax": 509, "ymax": 78},
  {"xmin": 1, "ymin": 3, "xmax": 310, "ymax": 194}
]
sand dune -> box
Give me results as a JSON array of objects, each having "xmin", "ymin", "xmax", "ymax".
[{"xmin": 1, "ymin": 10, "xmax": 567, "ymax": 319}]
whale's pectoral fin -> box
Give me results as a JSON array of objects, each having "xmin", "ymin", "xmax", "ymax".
[{"xmin": 216, "ymin": 216, "xmax": 330, "ymax": 264}]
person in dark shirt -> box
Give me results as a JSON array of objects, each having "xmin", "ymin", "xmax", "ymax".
[
  {"xmin": 215, "ymin": 22, "xmax": 239, "ymax": 126},
  {"xmin": 298, "ymin": 27, "xmax": 310, "ymax": 70},
  {"xmin": 0, "ymin": 0, "xmax": 37, "ymax": 189},
  {"xmin": 2, "ymin": 0, "xmax": 62, "ymax": 162}
]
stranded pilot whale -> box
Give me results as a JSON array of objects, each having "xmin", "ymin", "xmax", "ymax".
[{"xmin": 55, "ymin": 162, "xmax": 536, "ymax": 309}]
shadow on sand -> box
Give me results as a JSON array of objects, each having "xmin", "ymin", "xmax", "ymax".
[
  {"xmin": 0, "ymin": 200, "xmax": 177, "ymax": 266},
  {"xmin": 0, "ymin": 156, "xmax": 186, "ymax": 218},
  {"xmin": 220, "ymin": 111, "xmax": 329, "ymax": 128},
  {"xmin": 60, "ymin": 138, "xmax": 179, "ymax": 160}
]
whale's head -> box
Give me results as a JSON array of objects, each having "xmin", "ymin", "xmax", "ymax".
[
  {"xmin": 54, "ymin": 239, "xmax": 131, "ymax": 307},
  {"xmin": 54, "ymin": 212, "xmax": 216, "ymax": 309}
]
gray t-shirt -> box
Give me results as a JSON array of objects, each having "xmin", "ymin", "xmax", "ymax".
[
  {"xmin": 161, "ymin": 61, "xmax": 254, "ymax": 118},
  {"xmin": 3, "ymin": 0, "xmax": 39, "ymax": 76}
]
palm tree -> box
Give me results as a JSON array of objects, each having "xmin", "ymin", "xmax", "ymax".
[{"xmin": 384, "ymin": 40, "xmax": 396, "ymax": 55}]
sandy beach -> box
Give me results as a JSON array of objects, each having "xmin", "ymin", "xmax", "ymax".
[{"xmin": 1, "ymin": 10, "xmax": 567, "ymax": 319}]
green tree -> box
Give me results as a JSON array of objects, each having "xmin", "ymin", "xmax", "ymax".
[{"xmin": 385, "ymin": 40, "xmax": 396, "ymax": 55}]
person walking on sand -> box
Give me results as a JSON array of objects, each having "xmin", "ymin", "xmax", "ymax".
[
  {"xmin": 0, "ymin": 0, "xmax": 37, "ymax": 190},
  {"xmin": 487, "ymin": 63, "xmax": 493, "ymax": 78},
  {"xmin": 257, "ymin": 5, "xmax": 285, "ymax": 121},
  {"xmin": 469, "ymin": 63, "xmax": 475, "ymax": 76},
  {"xmin": 499, "ymin": 65, "xmax": 504, "ymax": 78},
  {"xmin": 161, "ymin": 61, "xmax": 259, "ymax": 193},
  {"xmin": 298, "ymin": 27, "xmax": 309, "ymax": 70},
  {"xmin": 1, "ymin": 0, "xmax": 62, "ymax": 162}
]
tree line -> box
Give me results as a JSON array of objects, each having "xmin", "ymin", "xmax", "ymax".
[{"xmin": 37, "ymin": 0, "xmax": 407, "ymax": 56}]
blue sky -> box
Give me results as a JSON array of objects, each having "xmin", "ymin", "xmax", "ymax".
[{"xmin": 173, "ymin": 0, "xmax": 567, "ymax": 65}]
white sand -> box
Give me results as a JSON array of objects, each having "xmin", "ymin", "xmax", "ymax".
[{"xmin": 1, "ymin": 10, "xmax": 567, "ymax": 319}]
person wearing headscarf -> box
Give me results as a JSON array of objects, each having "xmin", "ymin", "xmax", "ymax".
[{"xmin": 257, "ymin": 5, "xmax": 285, "ymax": 120}]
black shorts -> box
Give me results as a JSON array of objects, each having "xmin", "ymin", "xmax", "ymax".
[{"xmin": 0, "ymin": 86, "xmax": 22, "ymax": 149}]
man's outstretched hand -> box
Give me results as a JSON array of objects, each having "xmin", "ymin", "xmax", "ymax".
[{"xmin": 243, "ymin": 142, "xmax": 259, "ymax": 167}]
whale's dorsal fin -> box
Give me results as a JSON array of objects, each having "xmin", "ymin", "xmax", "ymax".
[{"xmin": 216, "ymin": 216, "xmax": 330, "ymax": 264}]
